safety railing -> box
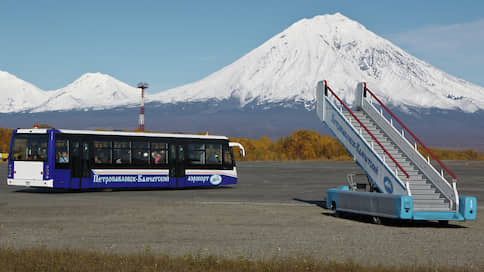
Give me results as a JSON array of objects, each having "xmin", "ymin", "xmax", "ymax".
[
  {"xmin": 324, "ymin": 81, "xmax": 410, "ymax": 179},
  {"xmin": 363, "ymin": 83, "xmax": 457, "ymax": 182}
]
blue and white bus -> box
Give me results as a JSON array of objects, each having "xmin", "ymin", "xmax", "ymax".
[{"xmin": 7, "ymin": 128, "xmax": 245, "ymax": 189}]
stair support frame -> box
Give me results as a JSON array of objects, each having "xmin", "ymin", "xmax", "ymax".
[{"xmin": 317, "ymin": 81, "xmax": 408, "ymax": 195}]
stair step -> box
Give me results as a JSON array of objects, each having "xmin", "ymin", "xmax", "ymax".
[
  {"xmin": 359, "ymin": 131, "xmax": 385, "ymax": 138},
  {"xmin": 395, "ymin": 161, "xmax": 412, "ymax": 166},
  {"xmin": 407, "ymin": 181, "xmax": 428, "ymax": 186},
  {"xmin": 412, "ymin": 194, "xmax": 442, "ymax": 200},
  {"xmin": 399, "ymin": 174, "xmax": 423, "ymax": 179},
  {"xmin": 407, "ymin": 180, "xmax": 429, "ymax": 185},
  {"xmin": 414, "ymin": 199, "xmax": 446, "ymax": 205},
  {"xmin": 410, "ymin": 186, "xmax": 434, "ymax": 190},
  {"xmin": 352, "ymin": 121, "xmax": 377, "ymax": 129},
  {"xmin": 365, "ymin": 139, "xmax": 393, "ymax": 146},
  {"xmin": 409, "ymin": 184, "xmax": 432, "ymax": 190},
  {"xmin": 414, "ymin": 203, "xmax": 450, "ymax": 209},
  {"xmin": 370, "ymin": 147, "xmax": 403, "ymax": 153},
  {"xmin": 399, "ymin": 169, "xmax": 420, "ymax": 174},
  {"xmin": 413, "ymin": 206, "xmax": 451, "ymax": 212},
  {"xmin": 395, "ymin": 168, "xmax": 421, "ymax": 174},
  {"xmin": 399, "ymin": 175, "xmax": 425, "ymax": 180},
  {"xmin": 410, "ymin": 190, "xmax": 437, "ymax": 195},
  {"xmin": 375, "ymin": 154, "xmax": 406, "ymax": 161}
]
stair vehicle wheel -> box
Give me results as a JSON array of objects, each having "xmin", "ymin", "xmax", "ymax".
[
  {"xmin": 331, "ymin": 201, "xmax": 336, "ymax": 211},
  {"xmin": 438, "ymin": 220, "xmax": 449, "ymax": 226},
  {"xmin": 331, "ymin": 201, "xmax": 340, "ymax": 217},
  {"xmin": 371, "ymin": 216, "xmax": 382, "ymax": 225}
]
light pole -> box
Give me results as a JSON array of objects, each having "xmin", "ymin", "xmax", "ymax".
[{"xmin": 137, "ymin": 82, "xmax": 149, "ymax": 131}]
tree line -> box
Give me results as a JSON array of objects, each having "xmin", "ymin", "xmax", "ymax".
[
  {"xmin": 230, "ymin": 130, "xmax": 352, "ymax": 161},
  {"xmin": 0, "ymin": 127, "xmax": 13, "ymax": 154},
  {"xmin": 230, "ymin": 130, "xmax": 484, "ymax": 161},
  {"xmin": 0, "ymin": 126, "xmax": 482, "ymax": 161}
]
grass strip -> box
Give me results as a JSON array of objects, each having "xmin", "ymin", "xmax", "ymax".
[{"xmin": 0, "ymin": 247, "xmax": 481, "ymax": 272}]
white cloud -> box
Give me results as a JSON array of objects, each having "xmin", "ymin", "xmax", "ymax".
[{"xmin": 387, "ymin": 19, "xmax": 484, "ymax": 86}]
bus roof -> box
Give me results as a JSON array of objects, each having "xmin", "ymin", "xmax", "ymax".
[{"xmin": 15, "ymin": 128, "xmax": 229, "ymax": 140}]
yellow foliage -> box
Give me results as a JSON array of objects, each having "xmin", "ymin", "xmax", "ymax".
[
  {"xmin": 230, "ymin": 130, "xmax": 353, "ymax": 161},
  {"xmin": 417, "ymin": 146, "xmax": 484, "ymax": 161},
  {"xmin": 231, "ymin": 130, "xmax": 484, "ymax": 162},
  {"xmin": 0, "ymin": 126, "xmax": 483, "ymax": 162},
  {"xmin": 0, "ymin": 127, "xmax": 13, "ymax": 153}
]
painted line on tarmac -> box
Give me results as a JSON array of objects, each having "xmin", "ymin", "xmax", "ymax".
[{"xmin": 189, "ymin": 201, "xmax": 315, "ymax": 207}]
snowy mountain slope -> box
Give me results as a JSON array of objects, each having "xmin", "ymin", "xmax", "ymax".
[
  {"xmin": 151, "ymin": 13, "xmax": 484, "ymax": 113},
  {"xmin": 31, "ymin": 73, "xmax": 140, "ymax": 112},
  {"xmin": 0, "ymin": 71, "xmax": 49, "ymax": 113},
  {"xmin": 1, "ymin": 13, "xmax": 484, "ymax": 114}
]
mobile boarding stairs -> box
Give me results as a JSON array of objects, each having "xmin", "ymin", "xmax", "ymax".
[{"xmin": 317, "ymin": 81, "xmax": 476, "ymax": 222}]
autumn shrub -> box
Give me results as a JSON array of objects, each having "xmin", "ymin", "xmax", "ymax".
[{"xmin": 0, "ymin": 126, "xmax": 482, "ymax": 162}]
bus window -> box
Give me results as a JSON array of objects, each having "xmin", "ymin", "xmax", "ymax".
[
  {"xmin": 132, "ymin": 141, "xmax": 149, "ymax": 166},
  {"xmin": 11, "ymin": 136, "xmax": 28, "ymax": 161},
  {"xmin": 223, "ymin": 147, "xmax": 234, "ymax": 168},
  {"xmin": 187, "ymin": 144, "xmax": 205, "ymax": 165},
  {"xmin": 151, "ymin": 142, "xmax": 168, "ymax": 165},
  {"xmin": 206, "ymin": 144, "xmax": 222, "ymax": 165},
  {"xmin": 113, "ymin": 141, "xmax": 131, "ymax": 165},
  {"xmin": 10, "ymin": 134, "xmax": 48, "ymax": 162},
  {"xmin": 55, "ymin": 138, "xmax": 69, "ymax": 164},
  {"xmin": 93, "ymin": 141, "xmax": 112, "ymax": 165}
]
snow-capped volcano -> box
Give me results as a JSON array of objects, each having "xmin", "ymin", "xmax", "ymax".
[
  {"xmin": 0, "ymin": 71, "xmax": 49, "ymax": 113},
  {"xmin": 1, "ymin": 13, "xmax": 484, "ymax": 114},
  {"xmin": 151, "ymin": 13, "xmax": 484, "ymax": 113},
  {"xmin": 31, "ymin": 73, "xmax": 139, "ymax": 112}
]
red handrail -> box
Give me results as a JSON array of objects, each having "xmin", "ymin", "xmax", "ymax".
[
  {"xmin": 363, "ymin": 83, "xmax": 457, "ymax": 180},
  {"xmin": 324, "ymin": 81, "xmax": 410, "ymax": 179}
]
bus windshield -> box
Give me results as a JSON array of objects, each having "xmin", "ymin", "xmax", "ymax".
[{"xmin": 10, "ymin": 134, "xmax": 49, "ymax": 162}]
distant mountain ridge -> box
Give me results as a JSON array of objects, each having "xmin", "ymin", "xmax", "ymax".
[
  {"xmin": 1, "ymin": 13, "xmax": 484, "ymax": 150},
  {"xmin": 1, "ymin": 13, "xmax": 484, "ymax": 114}
]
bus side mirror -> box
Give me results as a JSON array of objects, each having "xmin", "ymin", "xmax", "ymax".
[{"xmin": 229, "ymin": 142, "xmax": 245, "ymax": 158}]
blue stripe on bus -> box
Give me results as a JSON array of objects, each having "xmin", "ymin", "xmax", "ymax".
[{"xmin": 50, "ymin": 169, "xmax": 236, "ymax": 189}]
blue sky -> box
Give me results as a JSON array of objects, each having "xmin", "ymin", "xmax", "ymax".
[{"xmin": 1, "ymin": 0, "xmax": 483, "ymax": 93}]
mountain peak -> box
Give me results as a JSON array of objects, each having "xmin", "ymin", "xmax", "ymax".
[
  {"xmin": 31, "ymin": 72, "xmax": 139, "ymax": 112},
  {"xmin": 0, "ymin": 70, "xmax": 48, "ymax": 112},
  {"xmin": 152, "ymin": 13, "xmax": 484, "ymax": 112},
  {"xmin": 70, "ymin": 72, "xmax": 121, "ymax": 86},
  {"xmin": 303, "ymin": 12, "xmax": 351, "ymax": 23},
  {"xmin": 292, "ymin": 13, "xmax": 365, "ymax": 30}
]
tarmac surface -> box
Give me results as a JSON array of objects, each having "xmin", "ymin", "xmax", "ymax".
[{"xmin": 0, "ymin": 161, "xmax": 483, "ymax": 267}]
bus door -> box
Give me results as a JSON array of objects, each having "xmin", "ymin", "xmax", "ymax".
[
  {"xmin": 169, "ymin": 144, "xmax": 185, "ymax": 187},
  {"xmin": 70, "ymin": 140, "xmax": 90, "ymax": 189}
]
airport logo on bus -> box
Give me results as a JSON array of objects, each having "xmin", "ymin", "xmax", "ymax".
[
  {"xmin": 209, "ymin": 175, "xmax": 222, "ymax": 185},
  {"xmin": 383, "ymin": 176, "xmax": 393, "ymax": 194},
  {"xmin": 186, "ymin": 175, "xmax": 223, "ymax": 185},
  {"xmin": 187, "ymin": 176, "xmax": 210, "ymax": 183}
]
